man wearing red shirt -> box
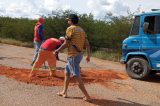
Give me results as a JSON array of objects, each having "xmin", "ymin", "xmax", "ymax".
[{"xmin": 29, "ymin": 37, "xmax": 65, "ymax": 77}]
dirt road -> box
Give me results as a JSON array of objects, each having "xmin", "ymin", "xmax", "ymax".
[{"xmin": 0, "ymin": 43, "xmax": 160, "ymax": 106}]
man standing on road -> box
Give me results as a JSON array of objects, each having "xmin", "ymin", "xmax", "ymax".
[
  {"xmin": 55, "ymin": 14, "xmax": 91, "ymax": 101},
  {"xmin": 31, "ymin": 17, "xmax": 44, "ymax": 66},
  {"xmin": 29, "ymin": 37, "xmax": 65, "ymax": 77}
]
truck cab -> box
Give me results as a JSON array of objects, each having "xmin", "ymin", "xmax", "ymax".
[{"xmin": 121, "ymin": 10, "xmax": 160, "ymax": 80}]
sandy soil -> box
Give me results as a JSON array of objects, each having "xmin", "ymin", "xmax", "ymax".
[
  {"xmin": 1, "ymin": 43, "xmax": 160, "ymax": 106},
  {"xmin": 0, "ymin": 65, "xmax": 127, "ymax": 86}
]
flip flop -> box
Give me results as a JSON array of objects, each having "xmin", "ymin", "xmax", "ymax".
[
  {"xmin": 56, "ymin": 92, "xmax": 67, "ymax": 98},
  {"xmin": 83, "ymin": 97, "xmax": 92, "ymax": 102}
]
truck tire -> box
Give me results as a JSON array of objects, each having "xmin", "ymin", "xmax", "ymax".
[{"xmin": 126, "ymin": 57, "xmax": 150, "ymax": 80}]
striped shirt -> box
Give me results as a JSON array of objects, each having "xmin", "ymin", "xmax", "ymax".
[{"xmin": 66, "ymin": 25, "xmax": 86, "ymax": 57}]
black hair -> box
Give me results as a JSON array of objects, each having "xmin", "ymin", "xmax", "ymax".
[{"xmin": 68, "ymin": 14, "xmax": 79, "ymax": 24}]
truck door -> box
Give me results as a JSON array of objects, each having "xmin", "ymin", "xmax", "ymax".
[
  {"xmin": 142, "ymin": 15, "xmax": 160, "ymax": 70},
  {"xmin": 127, "ymin": 16, "xmax": 142, "ymax": 51}
]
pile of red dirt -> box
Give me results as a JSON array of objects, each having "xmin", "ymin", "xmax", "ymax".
[{"xmin": 0, "ymin": 65, "xmax": 128, "ymax": 86}]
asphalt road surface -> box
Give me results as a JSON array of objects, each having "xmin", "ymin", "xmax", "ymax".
[{"xmin": 0, "ymin": 43, "xmax": 160, "ymax": 106}]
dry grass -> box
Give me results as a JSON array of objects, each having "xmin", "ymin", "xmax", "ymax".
[
  {"xmin": 91, "ymin": 50, "xmax": 121, "ymax": 62},
  {"xmin": 0, "ymin": 38, "xmax": 33, "ymax": 48}
]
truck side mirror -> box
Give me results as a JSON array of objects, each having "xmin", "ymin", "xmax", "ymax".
[{"xmin": 143, "ymin": 22, "xmax": 149, "ymax": 34}]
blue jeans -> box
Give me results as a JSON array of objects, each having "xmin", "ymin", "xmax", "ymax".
[
  {"xmin": 32, "ymin": 41, "xmax": 42, "ymax": 64},
  {"xmin": 65, "ymin": 53, "xmax": 83, "ymax": 77}
]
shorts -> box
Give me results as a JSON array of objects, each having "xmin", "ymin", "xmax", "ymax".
[{"xmin": 65, "ymin": 53, "xmax": 83, "ymax": 77}]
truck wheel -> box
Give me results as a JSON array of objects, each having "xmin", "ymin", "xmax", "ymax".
[{"xmin": 126, "ymin": 57, "xmax": 150, "ymax": 80}]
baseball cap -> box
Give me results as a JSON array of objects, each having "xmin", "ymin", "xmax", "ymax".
[{"xmin": 59, "ymin": 36, "xmax": 65, "ymax": 41}]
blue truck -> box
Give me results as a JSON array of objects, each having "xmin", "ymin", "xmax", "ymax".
[{"xmin": 121, "ymin": 9, "xmax": 160, "ymax": 80}]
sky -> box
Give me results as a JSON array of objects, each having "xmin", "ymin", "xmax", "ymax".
[{"xmin": 0, "ymin": 0, "xmax": 160, "ymax": 19}]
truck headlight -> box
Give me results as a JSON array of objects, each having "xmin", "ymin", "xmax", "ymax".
[{"xmin": 123, "ymin": 44, "xmax": 127, "ymax": 48}]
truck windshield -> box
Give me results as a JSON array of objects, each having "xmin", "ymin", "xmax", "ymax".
[{"xmin": 130, "ymin": 16, "xmax": 140, "ymax": 36}]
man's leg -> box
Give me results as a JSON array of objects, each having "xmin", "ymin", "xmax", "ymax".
[
  {"xmin": 58, "ymin": 72, "xmax": 70, "ymax": 97},
  {"xmin": 29, "ymin": 50, "xmax": 45, "ymax": 77},
  {"xmin": 31, "ymin": 41, "xmax": 41, "ymax": 66},
  {"xmin": 75, "ymin": 77, "xmax": 90, "ymax": 100},
  {"xmin": 46, "ymin": 52, "xmax": 56, "ymax": 76},
  {"xmin": 57, "ymin": 64, "xmax": 70, "ymax": 98},
  {"xmin": 73, "ymin": 53, "xmax": 90, "ymax": 100}
]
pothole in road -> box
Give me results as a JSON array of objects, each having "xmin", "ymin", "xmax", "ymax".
[{"xmin": 0, "ymin": 65, "xmax": 128, "ymax": 86}]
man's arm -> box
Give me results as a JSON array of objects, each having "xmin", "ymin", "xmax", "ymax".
[
  {"xmin": 85, "ymin": 38, "xmax": 90, "ymax": 62},
  {"xmin": 55, "ymin": 39, "xmax": 68, "ymax": 53}
]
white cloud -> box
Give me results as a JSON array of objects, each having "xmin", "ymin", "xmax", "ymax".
[
  {"xmin": 62, "ymin": 5, "xmax": 71, "ymax": 11},
  {"xmin": 44, "ymin": 0, "xmax": 60, "ymax": 11},
  {"xmin": 112, "ymin": 0, "xmax": 129, "ymax": 16},
  {"xmin": 0, "ymin": 0, "xmax": 65, "ymax": 19},
  {"xmin": 0, "ymin": 0, "xmax": 160, "ymax": 19},
  {"xmin": 87, "ymin": 0, "xmax": 129, "ymax": 19}
]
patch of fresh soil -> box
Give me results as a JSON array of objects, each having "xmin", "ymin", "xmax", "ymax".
[{"xmin": 0, "ymin": 65, "xmax": 128, "ymax": 86}]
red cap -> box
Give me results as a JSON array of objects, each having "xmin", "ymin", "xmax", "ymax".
[{"xmin": 38, "ymin": 17, "xmax": 43, "ymax": 23}]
